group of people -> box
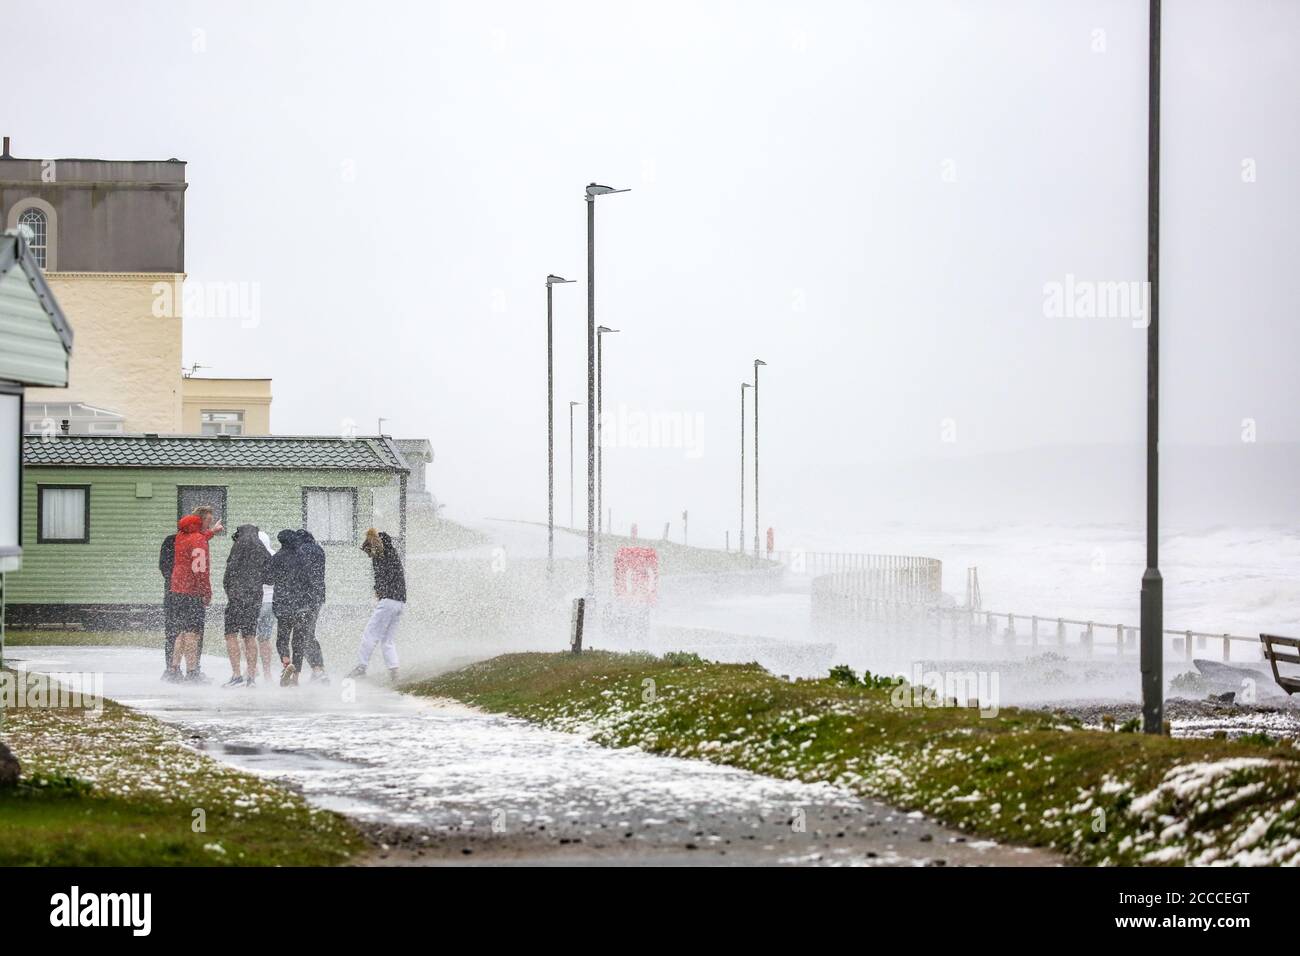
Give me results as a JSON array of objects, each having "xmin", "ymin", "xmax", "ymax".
[{"xmin": 159, "ymin": 506, "xmax": 409, "ymax": 689}]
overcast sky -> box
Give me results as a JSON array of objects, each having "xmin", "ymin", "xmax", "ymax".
[{"xmin": 9, "ymin": 0, "xmax": 1299, "ymax": 542}]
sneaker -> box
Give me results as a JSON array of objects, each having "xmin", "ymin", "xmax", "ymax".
[
  {"xmin": 186, "ymin": 669, "xmax": 213, "ymax": 685},
  {"xmin": 311, "ymin": 670, "xmax": 330, "ymax": 686},
  {"xmin": 344, "ymin": 665, "xmax": 367, "ymax": 680},
  {"xmin": 222, "ymin": 675, "xmax": 245, "ymax": 688},
  {"xmin": 244, "ymin": 674, "xmax": 257, "ymax": 689},
  {"xmin": 279, "ymin": 665, "xmax": 298, "ymax": 687},
  {"xmin": 388, "ymin": 667, "xmax": 400, "ymax": 686},
  {"xmin": 161, "ymin": 668, "xmax": 182, "ymax": 683}
]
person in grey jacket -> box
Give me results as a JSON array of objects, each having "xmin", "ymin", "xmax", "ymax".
[{"xmin": 221, "ymin": 524, "xmax": 270, "ymax": 687}]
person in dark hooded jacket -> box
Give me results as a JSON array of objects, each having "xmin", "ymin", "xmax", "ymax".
[
  {"xmin": 158, "ymin": 531, "xmax": 178, "ymax": 676},
  {"xmin": 221, "ymin": 524, "xmax": 271, "ymax": 687},
  {"xmin": 346, "ymin": 528, "xmax": 407, "ymax": 684},
  {"xmin": 295, "ymin": 530, "xmax": 328, "ymax": 682},
  {"xmin": 297, "ymin": 530, "xmax": 327, "ymax": 607},
  {"xmin": 264, "ymin": 529, "xmax": 328, "ymax": 686}
]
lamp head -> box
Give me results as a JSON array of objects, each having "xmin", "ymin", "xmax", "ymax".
[
  {"xmin": 546, "ymin": 274, "xmax": 574, "ymax": 287},
  {"xmin": 586, "ymin": 183, "xmax": 630, "ymax": 200},
  {"xmin": 754, "ymin": 359, "xmax": 767, "ymax": 367},
  {"xmin": 597, "ymin": 325, "xmax": 620, "ymax": 335}
]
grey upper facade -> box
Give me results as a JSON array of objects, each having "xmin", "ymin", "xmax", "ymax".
[{"xmin": 0, "ymin": 139, "xmax": 186, "ymax": 273}]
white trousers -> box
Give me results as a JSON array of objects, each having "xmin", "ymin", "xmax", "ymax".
[{"xmin": 358, "ymin": 598, "xmax": 405, "ymax": 670}]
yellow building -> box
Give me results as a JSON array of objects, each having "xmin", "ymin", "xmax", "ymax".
[
  {"xmin": 181, "ymin": 376, "xmax": 272, "ymax": 435},
  {"xmin": 25, "ymin": 274, "xmax": 183, "ymax": 433}
]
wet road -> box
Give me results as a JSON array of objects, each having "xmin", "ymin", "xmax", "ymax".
[{"xmin": 12, "ymin": 645, "xmax": 1055, "ymax": 866}]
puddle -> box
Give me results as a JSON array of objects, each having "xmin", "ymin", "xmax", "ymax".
[{"xmin": 191, "ymin": 738, "xmax": 365, "ymax": 774}]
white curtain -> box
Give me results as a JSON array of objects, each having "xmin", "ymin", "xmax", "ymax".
[
  {"xmin": 42, "ymin": 488, "xmax": 86, "ymax": 540},
  {"xmin": 306, "ymin": 490, "xmax": 352, "ymax": 542}
]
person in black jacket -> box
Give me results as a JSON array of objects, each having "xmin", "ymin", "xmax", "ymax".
[
  {"xmin": 265, "ymin": 529, "xmax": 328, "ymax": 686},
  {"xmin": 346, "ymin": 528, "xmax": 407, "ymax": 684},
  {"xmin": 295, "ymin": 530, "xmax": 328, "ymax": 682},
  {"xmin": 221, "ymin": 524, "xmax": 271, "ymax": 687},
  {"xmin": 159, "ymin": 532, "xmax": 178, "ymax": 678}
]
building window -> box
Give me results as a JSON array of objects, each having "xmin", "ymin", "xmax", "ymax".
[
  {"xmin": 177, "ymin": 486, "xmax": 228, "ymax": 531},
  {"xmin": 6, "ymin": 199, "xmax": 57, "ymax": 271},
  {"xmin": 38, "ymin": 485, "xmax": 89, "ymax": 543},
  {"xmin": 18, "ymin": 207, "xmax": 48, "ymax": 269},
  {"xmin": 303, "ymin": 488, "xmax": 355, "ymax": 544},
  {"xmin": 201, "ymin": 410, "xmax": 244, "ymax": 436}
]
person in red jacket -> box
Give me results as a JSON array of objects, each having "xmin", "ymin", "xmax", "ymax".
[{"xmin": 167, "ymin": 509, "xmax": 223, "ymax": 682}]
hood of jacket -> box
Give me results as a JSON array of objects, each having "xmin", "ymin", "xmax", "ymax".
[
  {"xmin": 225, "ymin": 524, "xmax": 269, "ymax": 604},
  {"xmin": 268, "ymin": 530, "xmax": 309, "ymax": 612},
  {"xmin": 295, "ymin": 529, "xmax": 327, "ymax": 605},
  {"xmin": 170, "ymin": 515, "xmax": 212, "ymax": 601}
]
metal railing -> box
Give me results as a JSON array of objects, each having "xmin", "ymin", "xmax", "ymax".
[
  {"xmin": 932, "ymin": 607, "xmax": 1261, "ymax": 663},
  {"xmin": 816, "ymin": 572, "xmax": 1263, "ymax": 660}
]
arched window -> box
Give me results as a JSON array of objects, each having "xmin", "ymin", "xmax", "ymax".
[{"xmin": 18, "ymin": 207, "xmax": 48, "ymax": 269}]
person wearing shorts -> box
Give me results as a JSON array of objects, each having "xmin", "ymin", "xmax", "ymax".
[
  {"xmin": 168, "ymin": 509, "xmax": 220, "ymax": 682},
  {"xmin": 171, "ymin": 592, "xmax": 207, "ymax": 645},
  {"xmin": 222, "ymin": 524, "xmax": 272, "ymax": 687}
]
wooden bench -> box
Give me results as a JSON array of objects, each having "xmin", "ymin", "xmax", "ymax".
[{"xmin": 1259, "ymin": 634, "xmax": 1300, "ymax": 695}]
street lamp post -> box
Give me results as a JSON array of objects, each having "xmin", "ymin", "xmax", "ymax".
[
  {"xmin": 585, "ymin": 183, "xmax": 629, "ymax": 599},
  {"xmin": 597, "ymin": 324, "xmax": 619, "ymax": 540},
  {"xmin": 1141, "ymin": 0, "xmax": 1164, "ymax": 734},
  {"xmin": 546, "ymin": 274, "xmax": 574, "ymax": 577},
  {"xmin": 740, "ymin": 382, "xmax": 751, "ymax": 552},
  {"xmin": 569, "ymin": 400, "xmax": 581, "ymax": 529},
  {"xmin": 753, "ymin": 359, "xmax": 766, "ymax": 560}
]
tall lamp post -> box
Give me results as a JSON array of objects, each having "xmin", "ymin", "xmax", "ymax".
[
  {"xmin": 546, "ymin": 274, "xmax": 574, "ymax": 576},
  {"xmin": 597, "ymin": 324, "xmax": 619, "ymax": 539},
  {"xmin": 753, "ymin": 359, "xmax": 766, "ymax": 559},
  {"xmin": 569, "ymin": 400, "xmax": 582, "ymax": 529},
  {"xmin": 740, "ymin": 382, "xmax": 752, "ymax": 552},
  {"xmin": 585, "ymin": 183, "xmax": 629, "ymax": 599},
  {"xmin": 1141, "ymin": 0, "xmax": 1163, "ymax": 734}
]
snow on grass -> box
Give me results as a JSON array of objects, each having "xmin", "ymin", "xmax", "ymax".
[{"xmin": 413, "ymin": 651, "xmax": 1300, "ymax": 866}]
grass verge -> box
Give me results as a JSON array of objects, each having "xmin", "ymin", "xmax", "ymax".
[
  {"xmin": 0, "ymin": 677, "xmax": 363, "ymax": 866},
  {"xmin": 408, "ymin": 651, "xmax": 1300, "ymax": 866}
]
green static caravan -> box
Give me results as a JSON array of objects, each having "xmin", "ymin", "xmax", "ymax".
[
  {"xmin": 7, "ymin": 433, "xmax": 410, "ymax": 630},
  {"xmin": 1, "ymin": 229, "xmax": 74, "ymax": 668}
]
